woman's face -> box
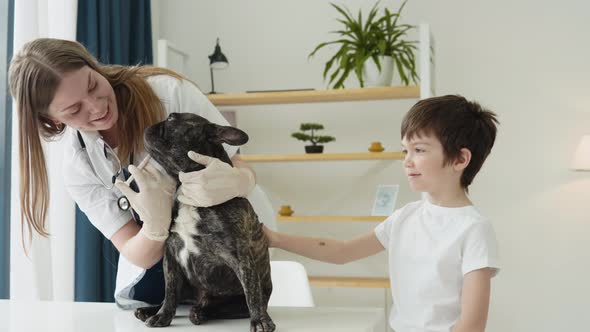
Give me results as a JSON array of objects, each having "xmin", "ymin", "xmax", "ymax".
[{"xmin": 47, "ymin": 66, "xmax": 118, "ymax": 132}]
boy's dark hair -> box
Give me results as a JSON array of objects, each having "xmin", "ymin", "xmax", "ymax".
[{"xmin": 401, "ymin": 95, "xmax": 499, "ymax": 191}]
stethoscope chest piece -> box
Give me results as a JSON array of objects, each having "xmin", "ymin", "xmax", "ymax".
[{"xmin": 117, "ymin": 196, "xmax": 131, "ymax": 211}]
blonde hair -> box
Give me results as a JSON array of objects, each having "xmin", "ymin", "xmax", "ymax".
[{"xmin": 8, "ymin": 38, "xmax": 185, "ymax": 251}]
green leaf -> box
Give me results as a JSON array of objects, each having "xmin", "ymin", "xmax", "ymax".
[
  {"xmin": 311, "ymin": 0, "xmax": 417, "ymax": 89},
  {"xmin": 328, "ymin": 66, "xmax": 341, "ymax": 85},
  {"xmin": 334, "ymin": 63, "xmax": 353, "ymax": 88},
  {"xmin": 331, "ymin": 3, "xmax": 354, "ymax": 26},
  {"xmin": 364, "ymin": 2, "xmax": 380, "ymax": 32},
  {"xmin": 300, "ymin": 123, "xmax": 325, "ymax": 130},
  {"xmin": 395, "ymin": 57, "xmax": 409, "ymax": 85},
  {"xmin": 370, "ymin": 54, "xmax": 382, "ymax": 72},
  {"xmin": 317, "ymin": 136, "xmax": 336, "ymax": 143},
  {"xmin": 292, "ymin": 132, "xmax": 312, "ymax": 141},
  {"xmin": 309, "ymin": 40, "xmax": 340, "ymax": 58},
  {"xmin": 323, "ymin": 54, "xmax": 338, "ymax": 79}
]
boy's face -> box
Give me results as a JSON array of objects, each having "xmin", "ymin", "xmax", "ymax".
[{"xmin": 401, "ymin": 133, "xmax": 461, "ymax": 194}]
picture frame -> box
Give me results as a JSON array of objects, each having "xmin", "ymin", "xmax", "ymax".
[{"xmin": 371, "ymin": 184, "xmax": 399, "ymax": 216}]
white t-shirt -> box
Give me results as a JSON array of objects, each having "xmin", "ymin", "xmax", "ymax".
[
  {"xmin": 62, "ymin": 74, "xmax": 237, "ymax": 308},
  {"xmin": 374, "ymin": 199, "xmax": 500, "ymax": 332}
]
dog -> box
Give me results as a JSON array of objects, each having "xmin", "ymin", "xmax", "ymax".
[{"xmin": 134, "ymin": 112, "xmax": 275, "ymax": 332}]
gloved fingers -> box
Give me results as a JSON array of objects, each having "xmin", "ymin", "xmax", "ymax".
[
  {"xmin": 177, "ymin": 194, "xmax": 199, "ymax": 206},
  {"xmin": 161, "ymin": 176, "xmax": 178, "ymax": 194},
  {"xmin": 179, "ymin": 183, "xmax": 219, "ymax": 205},
  {"xmin": 178, "ymin": 185, "xmax": 206, "ymax": 199},
  {"xmin": 127, "ymin": 165, "xmax": 150, "ymax": 190},
  {"xmin": 201, "ymin": 178, "xmax": 236, "ymax": 190},
  {"xmin": 179, "ymin": 181, "xmax": 234, "ymax": 197},
  {"xmin": 178, "ymin": 170, "xmax": 207, "ymax": 184},
  {"xmin": 178, "ymin": 171, "xmax": 189, "ymax": 183},
  {"xmin": 177, "ymin": 193, "xmax": 215, "ymax": 207},
  {"xmin": 142, "ymin": 163, "xmax": 163, "ymax": 182},
  {"xmin": 187, "ymin": 151, "xmax": 215, "ymax": 166},
  {"xmin": 114, "ymin": 180, "xmax": 137, "ymax": 200}
]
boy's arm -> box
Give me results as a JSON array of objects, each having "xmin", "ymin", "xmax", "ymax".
[
  {"xmin": 263, "ymin": 225, "xmax": 385, "ymax": 264},
  {"xmin": 451, "ymin": 268, "xmax": 493, "ymax": 332}
]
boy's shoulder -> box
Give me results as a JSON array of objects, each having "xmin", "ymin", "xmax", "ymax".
[
  {"xmin": 395, "ymin": 199, "xmax": 490, "ymax": 226},
  {"xmin": 396, "ymin": 199, "xmax": 423, "ymax": 213}
]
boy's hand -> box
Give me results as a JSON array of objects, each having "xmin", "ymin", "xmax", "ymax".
[{"xmin": 262, "ymin": 224, "xmax": 278, "ymax": 247}]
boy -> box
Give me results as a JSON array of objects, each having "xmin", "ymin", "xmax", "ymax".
[{"xmin": 263, "ymin": 95, "xmax": 500, "ymax": 332}]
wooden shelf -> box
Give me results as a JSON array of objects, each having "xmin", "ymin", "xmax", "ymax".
[
  {"xmin": 309, "ymin": 276, "xmax": 390, "ymax": 288},
  {"xmin": 277, "ymin": 216, "xmax": 386, "ymax": 222},
  {"xmin": 208, "ymin": 86, "xmax": 420, "ymax": 106},
  {"xmin": 239, "ymin": 152, "xmax": 404, "ymax": 163}
]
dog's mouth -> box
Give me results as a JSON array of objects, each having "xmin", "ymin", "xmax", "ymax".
[
  {"xmin": 145, "ymin": 122, "xmax": 166, "ymax": 142},
  {"xmin": 142, "ymin": 123, "xmax": 188, "ymax": 177},
  {"xmin": 143, "ymin": 124, "xmax": 160, "ymax": 154},
  {"xmin": 158, "ymin": 122, "xmax": 166, "ymax": 138}
]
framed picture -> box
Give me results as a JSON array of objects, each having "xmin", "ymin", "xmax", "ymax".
[{"xmin": 371, "ymin": 185, "xmax": 399, "ymax": 216}]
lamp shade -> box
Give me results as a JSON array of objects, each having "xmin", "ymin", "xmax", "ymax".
[
  {"xmin": 572, "ymin": 135, "xmax": 590, "ymax": 171},
  {"xmin": 208, "ymin": 38, "xmax": 229, "ymax": 69}
]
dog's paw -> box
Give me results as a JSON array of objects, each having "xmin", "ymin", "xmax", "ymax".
[
  {"xmin": 249, "ymin": 314, "xmax": 275, "ymax": 332},
  {"xmin": 145, "ymin": 313, "xmax": 173, "ymax": 328},
  {"xmin": 134, "ymin": 305, "xmax": 161, "ymax": 322},
  {"xmin": 189, "ymin": 306, "xmax": 207, "ymax": 325}
]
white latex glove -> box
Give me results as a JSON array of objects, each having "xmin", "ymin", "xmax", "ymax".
[
  {"xmin": 115, "ymin": 163, "xmax": 176, "ymax": 242},
  {"xmin": 177, "ymin": 151, "xmax": 255, "ymax": 207}
]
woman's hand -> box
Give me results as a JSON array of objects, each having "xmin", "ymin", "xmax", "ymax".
[
  {"xmin": 115, "ymin": 163, "xmax": 176, "ymax": 242},
  {"xmin": 177, "ymin": 151, "xmax": 255, "ymax": 207}
]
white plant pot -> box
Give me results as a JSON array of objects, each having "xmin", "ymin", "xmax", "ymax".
[{"xmin": 362, "ymin": 56, "xmax": 395, "ymax": 87}]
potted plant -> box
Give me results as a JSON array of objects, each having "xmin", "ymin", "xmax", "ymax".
[
  {"xmin": 292, "ymin": 123, "xmax": 336, "ymax": 153},
  {"xmin": 309, "ymin": 0, "xmax": 419, "ymax": 88}
]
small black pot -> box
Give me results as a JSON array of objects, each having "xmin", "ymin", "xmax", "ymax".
[{"xmin": 305, "ymin": 145, "xmax": 324, "ymax": 153}]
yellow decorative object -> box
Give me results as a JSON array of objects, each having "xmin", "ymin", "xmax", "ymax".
[
  {"xmin": 278, "ymin": 205, "xmax": 294, "ymax": 216},
  {"xmin": 368, "ymin": 141, "xmax": 385, "ymax": 152}
]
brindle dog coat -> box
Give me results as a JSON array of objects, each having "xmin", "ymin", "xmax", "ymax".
[{"xmin": 134, "ymin": 112, "xmax": 275, "ymax": 331}]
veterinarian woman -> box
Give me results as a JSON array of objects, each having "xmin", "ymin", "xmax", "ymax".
[{"xmin": 9, "ymin": 38, "xmax": 257, "ymax": 308}]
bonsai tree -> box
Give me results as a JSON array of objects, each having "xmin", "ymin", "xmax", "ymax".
[
  {"xmin": 309, "ymin": 0, "xmax": 418, "ymax": 89},
  {"xmin": 292, "ymin": 123, "xmax": 336, "ymax": 153}
]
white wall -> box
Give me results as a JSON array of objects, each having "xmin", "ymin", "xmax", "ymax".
[{"xmin": 154, "ymin": 1, "xmax": 590, "ymax": 331}]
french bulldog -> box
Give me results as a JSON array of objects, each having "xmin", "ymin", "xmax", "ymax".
[{"xmin": 134, "ymin": 112, "xmax": 274, "ymax": 332}]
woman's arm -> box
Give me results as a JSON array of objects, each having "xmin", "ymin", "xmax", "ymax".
[
  {"xmin": 451, "ymin": 268, "xmax": 493, "ymax": 332},
  {"xmin": 112, "ymin": 163, "xmax": 177, "ymax": 269},
  {"xmin": 264, "ymin": 226, "xmax": 384, "ymax": 264},
  {"xmin": 110, "ymin": 220, "xmax": 164, "ymax": 269}
]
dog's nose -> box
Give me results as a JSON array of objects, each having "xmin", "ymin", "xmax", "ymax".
[{"xmin": 168, "ymin": 113, "xmax": 179, "ymax": 121}]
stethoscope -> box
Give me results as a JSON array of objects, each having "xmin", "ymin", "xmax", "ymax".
[{"xmin": 76, "ymin": 131, "xmax": 137, "ymax": 214}]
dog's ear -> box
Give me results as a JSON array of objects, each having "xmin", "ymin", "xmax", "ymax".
[{"xmin": 204, "ymin": 123, "xmax": 249, "ymax": 146}]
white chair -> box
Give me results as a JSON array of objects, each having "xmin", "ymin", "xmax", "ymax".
[{"xmin": 268, "ymin": 261, "xmax": 315, "ymax": 307}]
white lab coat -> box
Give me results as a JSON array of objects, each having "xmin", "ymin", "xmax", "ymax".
[{"xmin": 62, "ymin": 75, "xmax": 242, "ymax": 309}]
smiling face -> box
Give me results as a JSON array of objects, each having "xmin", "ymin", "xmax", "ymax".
[
  {"xmin": 401, "ymin": 133, "xmax": 461, "ymax": 194},
  {"xmin": 47, "ymin": 65, "xmax": 118, "ymax": 132}
]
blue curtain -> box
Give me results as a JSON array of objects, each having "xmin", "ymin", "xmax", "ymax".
[
  {"xmin": 77, "ymin": 0, "xmax": 153, "ymax": 65},
  {"xmin": 0, "ymin": 0, "xmax": 14, "ymax": 300},
  {"xmin": 75, "ymin": 0, "xmax": 153, "ymax": 303}
]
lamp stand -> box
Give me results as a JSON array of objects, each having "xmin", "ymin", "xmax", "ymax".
[{"xmin": 209, "ymin": 67, "xmax": 216, "ymax": 94}]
